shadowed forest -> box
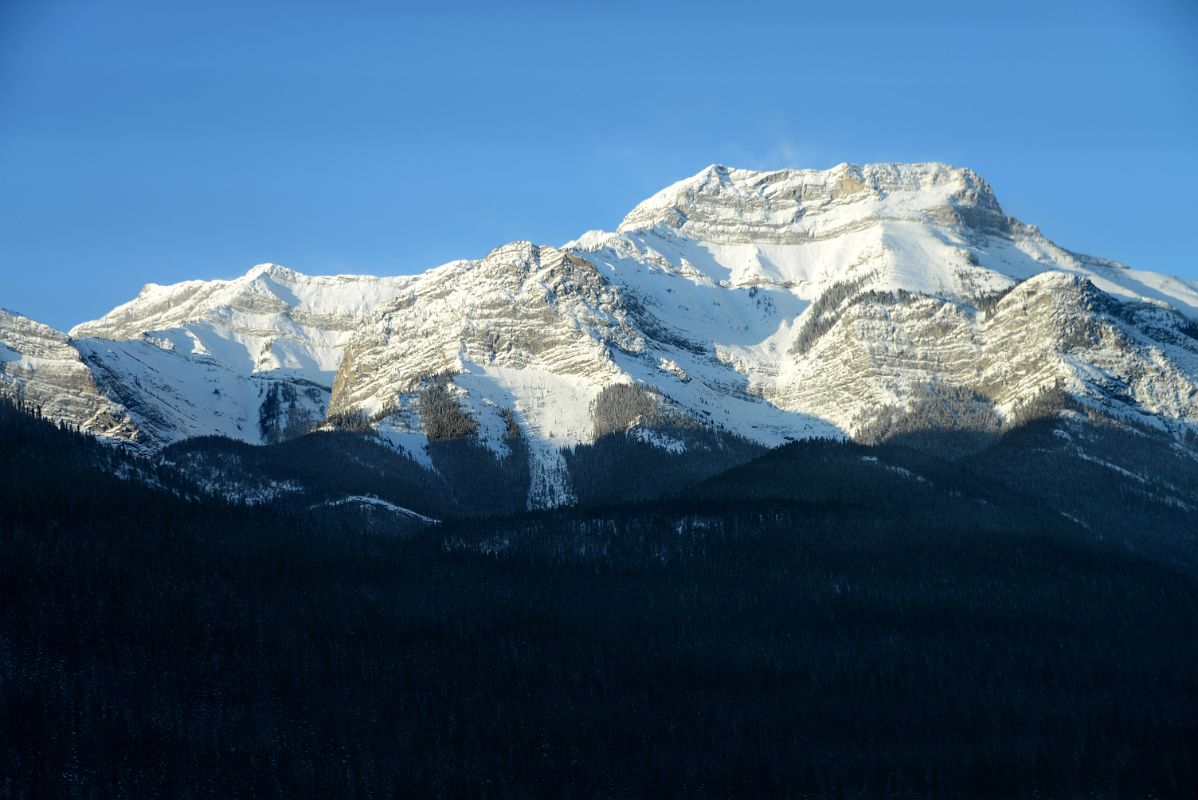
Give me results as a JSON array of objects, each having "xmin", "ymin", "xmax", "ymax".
[{"xmin": 2, "ymin": 397, "xmax": 1197, "ymax": 798}]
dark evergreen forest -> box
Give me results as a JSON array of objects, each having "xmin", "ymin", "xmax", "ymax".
[{"xmin": 2, "ymin": 397, "xmax": 1197, "ymax": 798}]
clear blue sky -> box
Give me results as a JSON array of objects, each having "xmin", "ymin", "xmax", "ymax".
[{"xmin": 2, "ymin": 0, "xmax": 1196, "ymax": 331}]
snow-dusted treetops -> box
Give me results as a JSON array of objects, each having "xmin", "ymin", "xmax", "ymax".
[{"xmin": 4, "ymin": 162, "xmax": 1198, "ymax": 508}]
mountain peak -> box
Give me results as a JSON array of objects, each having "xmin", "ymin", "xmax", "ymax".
[
  {"xmin": 616, "ymin": 161, "xmax": 1004, "ymax": 240},
  {"xmin": 245, "ymin": 263, "xmax": 300, "ymax": 281}
]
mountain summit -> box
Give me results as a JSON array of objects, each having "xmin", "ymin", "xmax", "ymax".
[{"xmin": 3, "ymin": 163, "xmax": 1197, "ymax": 508}]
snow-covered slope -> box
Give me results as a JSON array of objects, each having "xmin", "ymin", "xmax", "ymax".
[
  {"xmin": 65, "ymin": 264, "xmax": 414, "ymax": 448},
  {"xmin": 564, "ymin": 163, "xmax": 1198, "ymax": 435},
  {"xmin": 604, "ymin": 163, "xmax": 1198, "ymax": 317},
  {"xmin": 3, "ymin": 162, "xmax": 1197, "ymax": 508}
]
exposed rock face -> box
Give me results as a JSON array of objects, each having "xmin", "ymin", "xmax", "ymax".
[
  {"xmin": 3, "ymin": 163, "xmax": 1197, "ymax": 505},
  {"xmin": 330, "ymin": 243, "xmax": 635, "ymax": 421},
  {"xmin": 770, "ymin": 273, "xmax": 1198, "ymax": 436},
  {"xmin": 328, "ymin": 242, "xmax": 654, "ymax": 508},
  {"xmin": 0, "ymin": 309, "xmax": 134, "ymax": 438}
]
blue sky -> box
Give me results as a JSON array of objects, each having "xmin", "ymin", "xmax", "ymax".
[{"xmin": 2, "ymin": 0, "xmax": 1196, "ymax": 331}]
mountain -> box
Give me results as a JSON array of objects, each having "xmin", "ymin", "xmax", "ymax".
[
  {"xmin": 564, "ymin": 163, "xmax": 1198, "ymax": 434},
  {"xmin": 62, "ymin": 265, "xmax": 412, "ymax": 449},
  {"xmin": 3, "ymin": 162, "xmax": 1197, "ymax": 510}
]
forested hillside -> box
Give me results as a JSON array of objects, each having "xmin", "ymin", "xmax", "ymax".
[{"xmin": 2, "ymin": 398, "xmax": 1197, "ymax": 798}]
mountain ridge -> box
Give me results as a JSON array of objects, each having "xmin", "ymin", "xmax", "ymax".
[{"xmin": 3, "ymin": 161, "xmax": 1197, "ymax": 509}]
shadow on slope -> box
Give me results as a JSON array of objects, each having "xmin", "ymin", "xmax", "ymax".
[
  {"xmin": 161, "ymin": 426, "xmax": 534, "ymax": 520},
  {"xmin": 686, "ymin": 413, "xmax": 1198, "ymax": 573},
  {"xmin": 961, "ymin": 414, "xmax": 1198, "ymax": 571},
  {"xmin": 562, "ymin": 424, "xmax": 765, "ymax": 509}
]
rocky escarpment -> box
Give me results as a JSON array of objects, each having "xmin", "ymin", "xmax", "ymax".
[
  {"xmin": 329, "ymin": 243, "xmax": 637, "ymax": 424},
  {"xmin": 327, "ymin": 242, "xmax": 651, "ymax": 507},
  {"xmin": 0, "ymin": 309, "xmax": 135, "ymax": 438},
  {"xmin": 771, "ymin": 272, "xmax": 1198, "ymax": 437}
]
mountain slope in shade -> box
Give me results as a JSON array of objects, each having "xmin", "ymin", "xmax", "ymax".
[{"xmin": 2, "ymin": 162, "xmax": 1197, "ymax": 509}]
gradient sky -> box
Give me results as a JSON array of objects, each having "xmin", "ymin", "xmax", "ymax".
[{"xmin": 2, "ymin": 0, "xmax": 1196, "ymax": 331}]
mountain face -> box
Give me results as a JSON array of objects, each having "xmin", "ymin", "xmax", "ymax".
[
  {"xmin": 57, "ymin": 265, "xmax": 413, "ymax": 448},
  {"xmin": 3, "ymin": 162, "xmax": 1198, "ymax": 509},
  {"xmin": 0, "ymin": 309, "xmax": 135, "ymax": 438}
]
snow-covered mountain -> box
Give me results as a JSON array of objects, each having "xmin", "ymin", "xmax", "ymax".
[
  {"xmin": 566, "ymin": 163, "xmax": 1198, "ymax": 432},
  {"xmin": 3, "ymin": 162, "xmax": 1197, "ymax": 508},
  {"xmin": 58, "ymin": 265, "xmax": 413, "ymax": 448}
]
